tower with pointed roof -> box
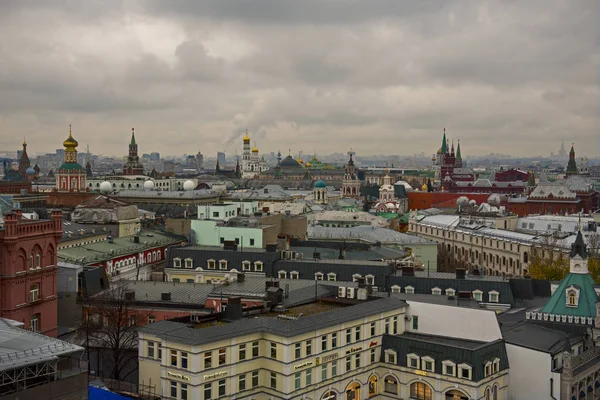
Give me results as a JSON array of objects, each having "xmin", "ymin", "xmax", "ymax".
[
  {"xmin": 341, "ymin": 150, "xmax": 360, "ymax": 198},
  {"xmin": 566, "ymin": 143, "xmax": 578, "ymax": 176},
  {"xmin": 455, "ymin": 140, "xmax": 463, "ymax": 168},
  {"xmin": 55, "ymin": 126, "xmax": 86, "ymax": 192},
  {"xmin": 123, "ymin": 128, "xmax": 144, "ymax": 175},
  {"xmin": 18, "ymin": 139, "xmax": 30, "ymax": 178}
]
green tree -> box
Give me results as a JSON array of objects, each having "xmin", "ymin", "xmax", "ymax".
[
  {"xmin": 586, "ymin": 233, "xmax": 600, "ymax": 283},
  {"xmin": 528, "ymin": 234, "xmax": 569, "ymax": 281}
]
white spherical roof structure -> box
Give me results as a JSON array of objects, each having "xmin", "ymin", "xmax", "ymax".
[
  {"xmin": 456, "ymin": 196, "xmax": 469, "ymax": 206},
  {"xmin": 183, "ymin": 180, "xmax": 195, "ymax": 191},
  {"xmin": 100, "ymin": 181, "xmax": 112, "ymax": 193},
  {"xmin": 487, "ymin": 194, "xmax": 501, "ymax": 206},
  {"xmin": 143, "ymin": 180, "xmax": 155, "ymax": 190}
]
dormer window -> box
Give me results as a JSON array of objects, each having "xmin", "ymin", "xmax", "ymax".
[
  {"xmin": 405, "ymin": 286, "xmax": 415, "ymax": 294},
  {"xmin": 566, "ymin": 285, "xmax": 580, "ymax": 307},
  {"xmin": 315, "ymin": 272, "xmax": 324, "ymax": 281},
  {"xmin": 407, "ymin": 353, "xmax": 420, "ymax": 369},
  {"xmin": 391, "ymin": 285, "xmax": 401, "ymax": 293},
  {"xmin": 472, "ymin": 290, "xmax": 483, "ymax": 302},
  {"xmin": 385, "ymin": 349, "xmax": 397, "ymax": 364},
  {"xmin": 207, "ymin": 259, "xmax": 216, "ymax": 270},
  {"xmin": 445, "ymin": 288, "xmax": 456, "ymax": 296},
  {"xmin": 458, "ymin": 363, "xmax": 472, "ymax": 380},
  {"xmin": 290, "ymin": 271, "xmax": 299, "ymax": 279},
  {"xmin": 489, "ymin": 290, "xmax": 499, "ymax": 303},
  {"xmin": 219, "ymin": 260, "xmax": 228, "ymax": 270},
  {"xmin": 254, "ymin": 261, "xmax": 263, "ymax": 272},
  {"xmin": 173, "ymin": 258, "xmax": 182, "ymax": 268},
  {"xmin": 432, "ymin": 287, "xmax": 442, "ymax": 295},
  {"xmin": 278, "ymin": 270, "xmax": 287, "ymax": 279},
  {"xmin": 365, "ymin": 274, "xmax": 375, "ymax": 285},
  {"xmin": 352, "ymin": 274, "xmax": 362, "ymax": 282},
  {"xmin": 327, "ymin": 272, "xmax": 337, "ymax": 281},
  {"xmin": 184, "ymin": 258, "xmax": 193, "ymax": 268},
  {"xmin": 242, "ymin": 261, "xmax": 251, "ymax": 271}
]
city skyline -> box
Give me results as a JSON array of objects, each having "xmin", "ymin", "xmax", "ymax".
[{"xmin": 0, "ymin": 1, "xmax": 597, "ymax": 157}]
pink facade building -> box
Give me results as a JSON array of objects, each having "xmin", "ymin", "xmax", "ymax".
[{"xmin": 0, "ymin": 210, "xmax": 62, "ymax": 336}]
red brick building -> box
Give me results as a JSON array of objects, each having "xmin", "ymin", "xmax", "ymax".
[{"xmin": 0, "ymin": 210, "xmax": 62, "ymax": 336}]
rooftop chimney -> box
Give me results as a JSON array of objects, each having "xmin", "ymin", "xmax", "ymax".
[{"xmin": 456, "ymin": 268, "xmax": 466, "ymax": 279}]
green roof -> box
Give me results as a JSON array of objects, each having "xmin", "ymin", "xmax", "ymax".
[
  {"xmin": 541, "ymin": 272, "xmax": 598, "ymax": 318},
  {"xmin": 57, "ymin": 162, "xmax": 85, "ymax": 173}
]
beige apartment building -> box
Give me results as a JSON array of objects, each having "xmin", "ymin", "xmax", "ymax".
[{"xmin": 138, "ymin": 297, "xmax": 508, "ymax": 400}]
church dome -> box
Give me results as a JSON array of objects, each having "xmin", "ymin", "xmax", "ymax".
[
  {"xmin": 297, "ymin": 157, "xmax": 304, "ymax": 164},
  {"xmin": 280, "ymin": 156, "xmax": 301, "ymax": 168},
  {"xmin": 252, "ymin": 146, "xmax": 259, "ymax": 153},
  {"xmin": 243, "ymin": 129, "xmax": 250, "ymax": 142},
  {"xmin": 63, "ymin": 128, "xmax": 78, "ymax": 149},
  {"xmin": 305, "ymin": 162, "xmax": 312, "ymax": 168},
  {"xmin": 26, "ymin": 167, "xmax": 35, "ymax": 177},
  {"xmin": 314, "ymin": 180, "xmax": 326, "ymax": 189},
  {"xmin": 421, "ymin": 183, "xmax": 428, "ymax": 191}
]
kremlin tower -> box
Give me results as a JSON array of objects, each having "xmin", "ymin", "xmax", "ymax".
[{"xmin": 123, "ymin": 128, "xmax": 144, "ymax": 175}]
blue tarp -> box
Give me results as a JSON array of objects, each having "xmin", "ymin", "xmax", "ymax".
[{"xmin": 88, "ymin": 386, "xmax": 130, "ymax": 400}]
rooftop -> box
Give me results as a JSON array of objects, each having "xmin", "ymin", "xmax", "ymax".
[
  {"xmin": 309, "ymin": 225, "xmax": 436, "ymax": 245},
  {"xmin": 0, "ymin": 319, "xmax": 84, "ymax": 372}
]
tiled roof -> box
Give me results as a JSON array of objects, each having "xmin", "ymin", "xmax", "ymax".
[
  {"xmin": 540, "ymin": 272, "xmax": 598, "ymax": 318},
  {"xmin": 139, "ymin": 297, "xmax": 408, "ymax": 345}
]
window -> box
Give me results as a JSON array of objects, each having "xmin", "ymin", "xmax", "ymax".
[
  {"xmin": 252, "ymin": 341, "xmax": 259, "ymax": 358},
  {"xmin": 290, "ymin": 271, "xmax": 299, "ymax": 279},
  {"xmin": 242, "ymin": 261, "xmax": 251, "ymax": 271},
  {"xmin": 472, "ymin": 290, "xmax": 483, "ymax": 302},
  {"xmin": 485, "ymin": 362, "xmax": 492, "ymax": 377},
  {"xmin": 184, "ymin": 258, "xmax": 193, "ymax": 268},
  {"xmin": 254, "ymin": 261, "xmax": 263, "ymax": 272},
  {"xmin": 321, "ymin": 335, "xmax": 328, "ymax": 351},
  {"xmin": 405, "ymin": 285, "xmax": 415, "ymax": 294},
  {"xmin": 443, "ymin": 361, "xmax": 456, "ymax": 376},
  {"xmin": 29, "ymin": 283, "xmax": 40, "ymax": 303},
  {"xmin": 407, "ymin": 354, "xmax": 419, "ymax": 369},
  {"xmin": 181, "ymin": 352, "xmax": 188, "ymax": 369},
  {"xmin": 158, "ymin": 343, "xmax": 162, "ymax": 361},
  {"xmin": 147, "ymin": 341, "xmax": 155, "ymax": 358},
  {"xmin": 446, "ymin": 288, "xmax": 456, "ymax": 296},
  {"xmin": 384, "ymin": 319, "xmax": 390, "ymax": 334},
  {"xmin": 332, "ymin": 332, "xmax": 338, "ymax": 348},
  {"xmin": 321, "ymin": 363, "xmax": 327, "ymax": 381},
  {"xmin": 345, "ymin": 356, "xmax": 352, "ymax": 372},
  {"xmin": 218, "ymin": 348, "xmax": 226, "ymax": 365},
  {"xmin": 278, "ymin": 270, "xmax": 287, "ymax": 279},
  {"xmin": 355, "ymin": 353, "xmax": 361, "ymax": 368},
  {"xmin": 382, "ymin": 376, "xmax": 398, "ymax": 395},
  {"xmin": 270, "ymin": 342, "xmax": 277, "ymax": 358},
  {"xmin": 393, "ymin": 316, "xmax": 398, "ymax": 334},
  {"xmin": 370, "ymin": 348, "xmax": 376, "ymax": 363},
  {"xmin": 170, "ymin": 381, "xmax": 177, "ymax": 398},
  {"xmin": 327, "ymin": 272, "xmax": 337, "ymax": 281},
  {"xmin": 204, "ymin": 351, "xmax": 212, "ymax": 368},
  {"xmin": 386, "ymin": 350, "xmax": 396, "ymax": 364},
  {"xmin": 410, "ymin": 382, "xmax": 432, "ymax": 400},
  {"xmin": 391, "ymin": 285, "xmax": 401, "ymax": 293},
  {"xmin": 332, "ymin": 360, "xmax": 338, "ymax": 377},
  {"xmin": 173, "ymin": 258, "xmax": 181, "ymax": 268},
  {"xmin": 566, "ymin": 286, "xmax": 579, "ymax": 307},
  {"xmin": 489, "ymin": 290, "xmax": 499, "ymax": 303},
  {"xmin": 186, "ymin": 279, "xmax": 194, "ymax": 284},
  {"xmin": 249, "ymin": 238, "xmax": 255, "ymax": 246},
  {"xmin": 346, "ymin": 328, "xmax": 352, "ymax": 344},
  {"xmin": 170, "ymin": 350, "xmax": 178, "ymax": 367},
  {"xmin": 239, "ymin": 344, "xmax": 246, "ymax": 361},
  {"xmin": 181, "ymin": 383, "xmax": 188, "ymax": 400},
  {"xmin": 370, "ymin": 322, "xmax": 376, "ymax": 337},
  {"xmin": 218, "ymin": 379, "xmax": 226, "ymax": 397},
  {"xmin": 252, "ymin": 371, "xmax": 259, "ymax": 388},
  {"xmin": 295, "ymin": 372, "xmax": 301, "ymax": 389},
  {"xmin": 148, "ymin": 315, "xmax": 155, "ymax": 324},
  {"xmin": 412, "ymin": 316, "xmax": 419, "ymax": 330},
  {"xmin": 172, "ymin": 278, "xmax": 180, "ymax": 283},
  {"xmin": 422, "ymin": 356, "xmax": 434, "ymax": 372},
  {"xmin": 354, "ymin": 326, "xmax": 361, "ymax": 341},
  {"xmin": 365, "ymin": 274, "xmax": 375, "ymax": 285},
  {"xmin": 459, "ymin": 364, "xmax": 472, "ymax": 379},
  {"xmin": 306, "ymin": 340, "xmax": 312, "ymax": 356},
  {"xmin": 204, "ymin": 383, "xmax": 212, "ymax": 400},
  {"xmin": 352, "ymin": 274, "xmax": 362, "ymax": 282},
  {"xmin": 315, "ymin": 272, "xmax": 324, "ymax": 280},
  {"xmin": 431, "ymin": 287, "xmax": 442, "ymax": 295},
  {"xmin": 239, "ymin": 374, "xmax": 246, "ymax": 391},
  {"xmin": 35, "ymin": 253, "xmax": 41, "ymax": 268},
  {"xmin": 207, "ymin": 260, "xmax": 216, "ymax": 269},
  {"xmin": 219, "ymin": 260, "xmax": 227, "ymax": 270},
  {"xmin": 295, "ymin": 343, "xmax": 301, "ymax": 360},
  {"xmin": 493, "ymin": 358, "xmax": 500, "ymax": 374},
  {"xmin": 270, "ymin": 372, "xmax": 277, "ymax": 389}
]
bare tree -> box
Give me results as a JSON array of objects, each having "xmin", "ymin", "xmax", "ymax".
[
  {"xmin": 586, "ymin": 233, "xmax": 600, "ymax": 282},
  {"xmin": 437, "ymin": 244, "xmax": 469, "ymax": 273},
  {"xmin": 79, "ymin": 281, "xmax": 150, "ymax": 381}
]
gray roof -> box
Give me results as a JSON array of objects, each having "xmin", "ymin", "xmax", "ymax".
[
  {"xmin": 501, "ymin": 321, "xmax": 581, "ymax": 355},
  {"xmin": 0, "ymin": 319, "xmax": 84, "ymax": 372},
  {"xmin": 309, "ymin": 225, "xmax": 437, "ymax": 245},
  {"xmin": 139, "ymin": 297, "xmax": 408, "ymax": 345},
  {"xmin": 382, "ymin": 332, "xmax": 509, "ymax": 382}
]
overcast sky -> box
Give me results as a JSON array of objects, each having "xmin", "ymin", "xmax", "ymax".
[{"xmin": 0, "ymin": 0, "xmax": 597, "ymax": 158}]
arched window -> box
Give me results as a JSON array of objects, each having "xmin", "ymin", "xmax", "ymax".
[
  {"xmin": 523, "ymin": 252, "xmax": 529, "ymax": 263},
  {"xmin": 410, "ymin": 382, "xmax": 432, "ymax": 400},
  {"xmin": 368, "ymin": 375, "xmax": 377, "ymax": 397},
  {"xmin": 384, "ymin": 376, "xmax": 398, "ymax": 394},
  {"xmin": 485, "ymin": 387, "xmax": 491, "ymax": 400},
  {"xmin": 445, "ymin": 389, "xmax": 469, "ymax": 400},
  {"xmin": 492, "ymin": 385, "xmax": 498, "ymax": 400}
]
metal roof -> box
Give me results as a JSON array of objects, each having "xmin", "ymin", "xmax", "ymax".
[
  {"xmin": 0, "ymin": 319, "xmax": 84, "ymax": 372},
  {"xmin": 309, "ymin": 225, "xmax": 437, "ymax": 245},
  {"xmin": 139, "ymin": 297, "xmax": 408, "ymax": 345}
]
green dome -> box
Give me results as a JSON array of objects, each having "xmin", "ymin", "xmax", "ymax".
[
  {"xmin": 57, "ymin": 162, "xmax": 85, "ymax": 173},
  {"xmin": 314, "ymin": 180, "xmax": 326, "ymax": 188}
]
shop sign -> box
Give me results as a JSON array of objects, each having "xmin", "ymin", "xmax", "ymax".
[
  {"xmin": 320, "ymin": 353, "xmax": 339, "ymax": 363},
  {"xmin": 415, "ymin": 370, "xmax": 428, "ymax": 376},
  {"xmin": 346, "ymin": 347, "xmax": 361, "ymax": 355},
  {"xmin": 294, "ymin": 360, "xmax": 313, "ymax": 370},
  {"xmin": 369, "ymin": 341, "xmax": 378, "ymax": 348},
  {"xmin": 203, "ymin": 371, "xmax": 228, "ymax": 380},
  {"xmin": 168, "ymin": 371, "xmax": 191, "ymax": 381}
]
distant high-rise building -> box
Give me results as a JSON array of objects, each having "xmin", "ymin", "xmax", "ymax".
[
  {"xmin": 217, "ymin": 152, "xmax": 226, "ymax": 166},
  {"xmin": 149, "ymin": 152, "xmax": 160, "ymax": 161},
  {"xmin": 196, "ymin": 152, "xmax": 204, "ymax": 169}
]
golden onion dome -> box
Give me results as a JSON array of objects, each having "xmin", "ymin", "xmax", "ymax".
[
  {"xmin": 243, "ymin": 129, "xmax": 250, "ymax": 142},
  {"xmin": 297, "ymin": 157, "xmax": 304, "ymax": 164},
  {"xmin": 421, "ymin": 183, "xmax": 428, "ymax": 191},
  {"xmin": 305, "ymin": 162, "xmax": 312, "ymax": 168},
  {"xmin": 63, "ymin": 126, "xmax": 78, "ymax": 149},
  {"xmin": 252, "ymin": 146, "xmax": 259, "ymax": 153},
  {"xmin": 436, "ymin": 147, "xmax": 443, "ymax": 154}
]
